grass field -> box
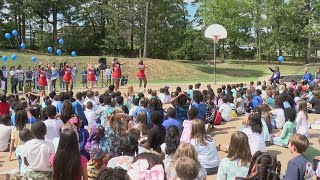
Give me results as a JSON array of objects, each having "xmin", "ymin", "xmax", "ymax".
[{"xmin": 0, "ymin": 50, "xmax": 313, "ymax": 86}]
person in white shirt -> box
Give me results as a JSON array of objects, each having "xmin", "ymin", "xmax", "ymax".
[
  {"xmin": 71, "ymin": 62, "xmax": 77, "ymax": 89},
  {"xmin": 241, "ymin": 112, "xmax": 267, "ymax": 155},
  {"xmin": 219, "ymin": 96, "xmax": 232, "ymax": 122},
  {"xmin": 43, "ymin": 105, "xmax": 64, "ymax": 141},
  {"xmin": 24, "ymin": 121, "xmax": 55, "ymax": 179},
  {"xmin": 270, "ymin": 99, "xmax": 285, "ymax": 129},
  {"xmin": 84, "ymin": 101, "xmax": 97, "ymax": 129},
  {"xmin": 296, "ymin": 101, "xmax": 309, "ymax": 138},
  {"xmin": 0, "ymin": 115, "xmax": 13, "ymax": 151},
  {"xmin": 15, "ymin": 128, "xmax": 34, "ymax": 176},
  {"xmin": 83, "ymin": 90, "xmax": 98, "ymax": 111},
  {"xmin": 189, "ymin": 120, "xmax": 220, "ymax": 175},
  {"xmin": 16, "ymin": 65, "xmax": 24, "ymax": 93}
]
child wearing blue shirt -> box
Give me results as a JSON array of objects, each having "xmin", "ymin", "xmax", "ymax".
[
  {"xmin": 283, "ymin": 134, "xmax": 313, "ymax": 180},
  {"xmin": 187, "ymin": 85, "xmax": 193, "ymax": 99},
  {"xmin": 191, "ymin": 91, "xmax": 206, "ymax": 121},
  {"xmin": 105, "ymin": 65, "xmax": 112, "ymax": 86}
]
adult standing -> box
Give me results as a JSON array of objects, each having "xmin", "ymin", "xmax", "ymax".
[
  {"xmin": 32, "ymin": 66, "xmax": 39, "ymax": 92},
  {"xmin": 25, "ymin": 66, "xmax": 33, "ymax": 88},
  {"xmin": 10, "ymin": 66, "xmax": 18, "ymax": 94},
  {"xmin": 2, "ymin": 66, "xmax": 8, "ymax": 93},
  {"xmin": 62, "ymin": 63, "xmax": 72, "ymax": 92},
  {"xmin": 137, "ymin": 60, "xmax": 151, "ymax": 91},
  {"xmin": 46, "ymin": 63, "xmax": 53, "ymax": 92},
  {"xmin": 71, "ymin": 62, "xmax": 77, "ymax": 89},
  {"xmin": 87, "ymin": 63, "xmax": 96, "ymax": 90},
  {"xmin": 51, "ymin": 63, "xmax": 58, "ymax": 91},
  {"xmin": 268, "ymin": 66, "xmax": 281, "ymax": 83},
  {"xmin": 112, "ymin": 58, "xmax": 128, "ymax": 91},
  {"xmin": 301, "ymin": 67, "xmax": 313, "ymax": 85},
  {"xmin": 58, "ymin": 63, "xmax": 65, "ymax": 91},
  {"xmin": 38, "ymin": 66, "xmax": 48, "ymax": 97},
  {"xmin": 16, "ymin": 65, "xmax": 24, "ymax": 93}
]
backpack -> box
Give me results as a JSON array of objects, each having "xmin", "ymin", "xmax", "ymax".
[{"xmin": 214, "ymin": 110, "xmax": 222, "ymax": 125}]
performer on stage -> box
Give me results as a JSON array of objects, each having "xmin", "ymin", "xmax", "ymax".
[
  {"xmin": 137, "ymin": 60, "xmax": 151, "ymax": 91},
  {"xmin": 112, "ymin": 58, "xmax": 128, "ymax": 91},
  {"xmin": 63, "ymin": 63, "xmax": 72, "ymax": 92},
  {"xmin": 38, "ymin": 66, "xmax": 47, "ymax": 97},
  {"xmin": 87, "ymin": 63, "xmax": 96, "ymax": 90}
]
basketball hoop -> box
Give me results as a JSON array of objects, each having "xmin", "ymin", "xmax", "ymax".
[
  {"xmin": 204, "ymin": 24, "xmax": 228, "ymax": 85},
  {"xmin": 212, "ymin": 35, "xmax": 220, "ymax": 43}
]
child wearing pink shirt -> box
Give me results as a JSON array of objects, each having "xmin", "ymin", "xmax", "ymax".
[{"xmin": 180, "ymin": 108, "xmax": 199, "ymax": 143}]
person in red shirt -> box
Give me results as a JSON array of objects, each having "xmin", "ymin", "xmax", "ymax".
[{"xmin": 0, "ymin": 94, "xmax": 10, "ymax": 117}]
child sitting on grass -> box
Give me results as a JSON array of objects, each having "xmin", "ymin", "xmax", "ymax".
[
  {"xmin": 15, "ymin": 129, "xmax": 34, "ymax": 176},
  {"xmin": 283, "ymin": 133, "xmax": 313, "ymax": 180},
  {"xmin": 0, "ymin": 114, "xmax": 12, "ymax": 152},
  {"xmin": 24, "ymin": 121, "xmax": 55, "ymax": 179},
  {"xmin": 272, "ymin": 108, "xmax": 296, "ymax": 147}
]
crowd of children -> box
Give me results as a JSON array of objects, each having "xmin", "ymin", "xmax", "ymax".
[{"xmin": 0, "ymin": 75, "xmax": 320, "ymax": 180}]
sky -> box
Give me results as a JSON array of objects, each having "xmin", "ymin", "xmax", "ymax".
[{"xmin": 185, "ymin": 1, "xmax": 198, "ymax": 20}]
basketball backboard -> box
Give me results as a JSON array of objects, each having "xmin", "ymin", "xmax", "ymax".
[{"xmin": 204, "ymin": 24, "xmax": 227, "ymax": 40}]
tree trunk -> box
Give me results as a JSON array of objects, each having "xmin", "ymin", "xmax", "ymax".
[
  {"xmin": 52, "ymin": 10, "xmax": 58, "ymax": 50},
  {"xmin": 21, "ymin": 0, "xmax": 26, "ymax": 44},
  {"xmin": 306, "ymin": 30, "xmax": 311, "ymax": 63},
  {"xmin": 143, "ymin": 0, "xmax": 151, "ymax": 58},
  {"xmin": 131, "ymin": 21, "xmax": 134, "ymax": 51}
]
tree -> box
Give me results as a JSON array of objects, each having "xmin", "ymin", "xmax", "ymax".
[
  {"xmin": 26, "ymin": 0, "xmax": 84, "ymax": 49},
  {"xmin": 143, "ymin": 0, "xmax": 151, "ymax": 58}
]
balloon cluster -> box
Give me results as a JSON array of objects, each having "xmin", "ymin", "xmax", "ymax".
[
  {"xmin": 3, "ymin": 30, "xmax": 25, "ymax": 62},
  {"xmin": 2, "ymin": 33, "xmax": 78, "ymax": 62},
  {"xmin": 47, "ymin": 38, "xmax": 77, "ymax": 58}
]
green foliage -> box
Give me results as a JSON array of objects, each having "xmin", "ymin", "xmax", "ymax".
[{"xmin": 172, "ymin": 28, "xmax": 213, "ymax": 60}]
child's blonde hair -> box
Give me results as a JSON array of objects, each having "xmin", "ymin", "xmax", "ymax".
[
  {"xmin": 172, "ymin": 144, "xmax": 201, "ymax": 167},
  {"xmin": 174, "ymin": 157, "xmax": 200, "ymax": 180},
  {"xmin": 125, "ymin": 85, "xmax": 135, "ymax": 97},
  {"xmin": 190, "ymin": 119, "xmax": 212, "ymax": 146},
  {"xmin": 137, "ymin": 112, "xmax": 149, "ymax": 136},
  {"xmin": 227, "ymin": 131, "xmax": 252, "ymax": 166},
  {"xmin": 297, "ymin": 100, "xmax": 308, "ymax": 119},
  {"xmin": 289, "ymin": 133, "xmax": 309, "ymax": 153}
]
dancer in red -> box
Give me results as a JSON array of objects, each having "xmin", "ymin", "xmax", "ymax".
[
  {"xmin": 112, "ymin": 58, "xmax": 128, "ymax": 91},
  {"xmin": 137, "ymin": 60, "xmax": 151, "ymax": 91},
  {"xmin": 62, "ymin": 63, "xmax": 72, "ymax": 92},
  {"xmin": 87, "ymin": 63, "xmax": 96, "ymax": 90},
  {"xmin": 38, "ymin": 66, "xmax": 47, "ymax": 97}
]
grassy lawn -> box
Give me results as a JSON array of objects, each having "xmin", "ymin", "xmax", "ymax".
[{"xmin": 0, "ymin": 50, "xmax": 309, "ymax": 86}]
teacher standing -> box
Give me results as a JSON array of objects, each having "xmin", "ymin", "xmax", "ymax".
[
  {"xmin": 112, "ymin": 58, "xmax": 128, "ymax": 91},
  {"xmin": 268, "ymin": 66, "xmax": 281, "ymax": 84}
]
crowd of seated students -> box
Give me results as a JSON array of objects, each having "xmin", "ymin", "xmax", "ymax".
[{"xmin": 0, "ymin": 78, "xmax": 319, "ymax": 180}]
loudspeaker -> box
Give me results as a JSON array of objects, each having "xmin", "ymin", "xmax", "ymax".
[{"xmin": 98, "ymin": 58, "xmax": 107, "ymax": 70}]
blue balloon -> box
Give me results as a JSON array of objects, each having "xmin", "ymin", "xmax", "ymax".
[
  {"xmin": 5, "ymin": 33, "xmax": 11, "ymax": 40},
  {"xmin": 2, "ymin": 56, "xmax": 8, "ymax": 61},
  {"xmin": 59, "ymin": 39, "xmax": 64, "ymax": 45},
  {"xmin": 56, "ymin": 49, "xmax": 62, "ymax": 56},
  {"xmin": 278, "ymin": 56, "xmax": 284, "ymax": 63},
  {"xmin": 71, "ymin": 51, "xmax": 76, "ymax": 57},
  {"xmin": 47, "ymin": 46, "xmax": 53, "ymax": 53},
  {"xmin": 20, "ymin": 43, "xmax": 26, "ymax": 49},
  {"xmin": 12, "ymin": 30, "xmax": 18, "ymax": 37},
  {"xmin": 11, "ymin": 54, "xmax": 17, "ymax": 61},
  {"xmin": 31, "ymin": 56, "xmax": 37, "ymax": 62}
]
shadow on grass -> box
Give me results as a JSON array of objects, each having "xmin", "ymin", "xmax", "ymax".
[
  {"xmin": 195, "ymin": 66, "xmax": 264, "ymax": 78},
  {"xmin": 227, "ymin": 60, "xmax": 305, "ymax": 66}
]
